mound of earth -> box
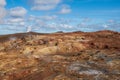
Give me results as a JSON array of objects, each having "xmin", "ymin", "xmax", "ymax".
[{"xmin": 0, "ymin": 30, "xmax": 120, "ymax": 80}]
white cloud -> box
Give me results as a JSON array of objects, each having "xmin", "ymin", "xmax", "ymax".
[
  {"xmin": 34, "ymin": 0, "xmax": 61, "ymax": 4},
  {"xmin": 7, "ymin": 18, "xmax": 24, "ymax": 23},
  {"xmin": 0, "ymin": 7, "xmax": 6, "ymax": 19},
  {"xmin": 37, "ymin": 20, "xmax": 46, "ymax": 25},
  {"xmin": 0, "ymin": 0, "xmax": 6, "ymax": 6},
  {"xmin": 59, "ymin": 24, "xmax": 72, "ymax": 29},
  {"xmin": 31, "ymin": 0, "xmax": 61, "ymax": 10},
  {"xmin": 27, "ymin": 15, "xmax": 73, "ymax": 30},
  {"xmin": 28, "ymin": 15, "xmax": 36, "ymax": 21},
  {"xmin": 4, "ymin": 17, "xmax": 26, "ymax": 27},
  {"xmin": 40, "ymin": 15, "xmax": 57, "ymax": 20},
  {"xmin": 76, "ymin": 18, "xmax": 120, "ymax": 32},
  {"xmin": 27, "ymin": 15, "xmax": 58, "ymax": 30},
  {"xmin": 27, "ymin": 15, "xmax": 73, "ymax": 31},
  {"xmin": 31, "ymin": 5, "xmax": 56, "ymax": 11},
  {"xmin": 5, "ymin": 7, "xmax": 27, "ymax": 26},
  {"xmin": 47, "ymin": 23, "xmax": 73, "ymax": 30},
  {"xmin": 9, "ymin": 7, "xmax": 27, "ymax": 17},
  {"xmin": 103, "ymin": 24, "xmax": 109, "ymax": 28},
  {"xmin": 28, "ymin": 15, "xmax": 57, "ymax": 23},
  {"xmin": 0, "ymin": 0, "xmax": 6, "ymax": 24},
  {"xmin": 19, "ymin": 22, "xmax": 25, "ymax": 26},
  {"xmin": 59, "ymin": 5, "xmax": 71, "ymax": 14},
  {"xmin": 26, "ymin": 15, "xmax": 73, "ymax": 31}
]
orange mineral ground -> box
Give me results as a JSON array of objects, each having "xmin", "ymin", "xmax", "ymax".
[{"xmin": 0, "ymin": 30, "xmax": 120, "ymax": 80}]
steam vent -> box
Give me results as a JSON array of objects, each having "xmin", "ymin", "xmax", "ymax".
[{"xmin": 0, "ymin": 30, "xmax": 120, "ymax": 80}]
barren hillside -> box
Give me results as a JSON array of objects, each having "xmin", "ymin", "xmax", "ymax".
[{"xmin": 0, "ymin": 30, "xmax": 120, "ymax": 80}]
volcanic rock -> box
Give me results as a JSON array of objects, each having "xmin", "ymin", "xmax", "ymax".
[{"xmin": 0, "ymin": 30, "xmax": 120, "ymax": 80}]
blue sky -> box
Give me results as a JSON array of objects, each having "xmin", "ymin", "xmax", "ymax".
[{"xmin": 0, "ymin": 0, "xmax": 120, "ymax": 34}]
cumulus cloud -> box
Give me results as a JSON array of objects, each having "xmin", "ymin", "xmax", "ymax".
[
  {"xmin": 4, "ymin": 7, "xmax": 27, "ymax": 26},
  {"xmin": 26, "ymin": 15, "xmax": 74, "ymax": 32},
  {"xmin": 103, "ymin": 24, "xmax": 109, "ymax": 28},
  {"xmin": 0, "ymin": 7, "xmax": 6, "ymax": 21},
  {"xmin": 46, "ymin": 23, "xmax": 73, "ymax": 30},
  {"xmin": 31, "ymin": 5, "xmax": 56, "ymax": 11},
  {"xmin": 76, "ymin": 18, "xmax": 120, "ymax": 32},
  {"xmin": 40, "ymin": 15, "xmax": 57, "ymax": 20},
  {"xmin": 0, "ymin": 0, "xmax": 6, "ymax": 24},
  {"xmin": 27, "ymin": 15, "xmax": 58, "ymax": 30},
  {"xmin": 59, "ymin": 5, "xmax": 71, "ymax": 14},
  {"xmin": 31, "ymin": 0, "xmax": 61, "ymax": 10},
  {"xmin": 59, "ymin": 24, "xmax": 72, "ymax": 29},
  {"xmin": 28, "ymin": 15, "xmax": 57, "ymax": 22},
  {"xmin": 7, "ymin": 18, "xmax": 24, "ymax": 23},
  {"xmin": 9, "ymin": 7, "xmax": 27, "ymax": 17},
  {"xmin": 4, "ymin": 17, "xmax": 26, "ymax": 27},
  {"xmin": 0, "ymin": 0, "xmax": 6, "ymax": 6}
]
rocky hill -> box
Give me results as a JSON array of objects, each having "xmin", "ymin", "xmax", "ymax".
[{"xmin": 0, "ymin": 30, "xmax": 120, "ymax": 80}]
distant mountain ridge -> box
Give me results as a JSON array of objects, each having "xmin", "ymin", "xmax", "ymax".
[{"xmin": 0, "ymin": 30, "xmax": 119, "ymax": 42}]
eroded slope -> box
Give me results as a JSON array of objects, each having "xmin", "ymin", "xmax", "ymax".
[{"xmin": 0, "ymin": 30, "xmax": 120, "ymax": 80}]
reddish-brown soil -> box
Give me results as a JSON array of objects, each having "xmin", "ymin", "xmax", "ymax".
[{"xmin": 0, "ymin": 30, "xmax": 120, "ymax": 80}]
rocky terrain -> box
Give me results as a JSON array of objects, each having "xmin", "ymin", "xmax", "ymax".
[{"xmin": 0, "ymin": 30, "xmax": 120, "ymax": 80}]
